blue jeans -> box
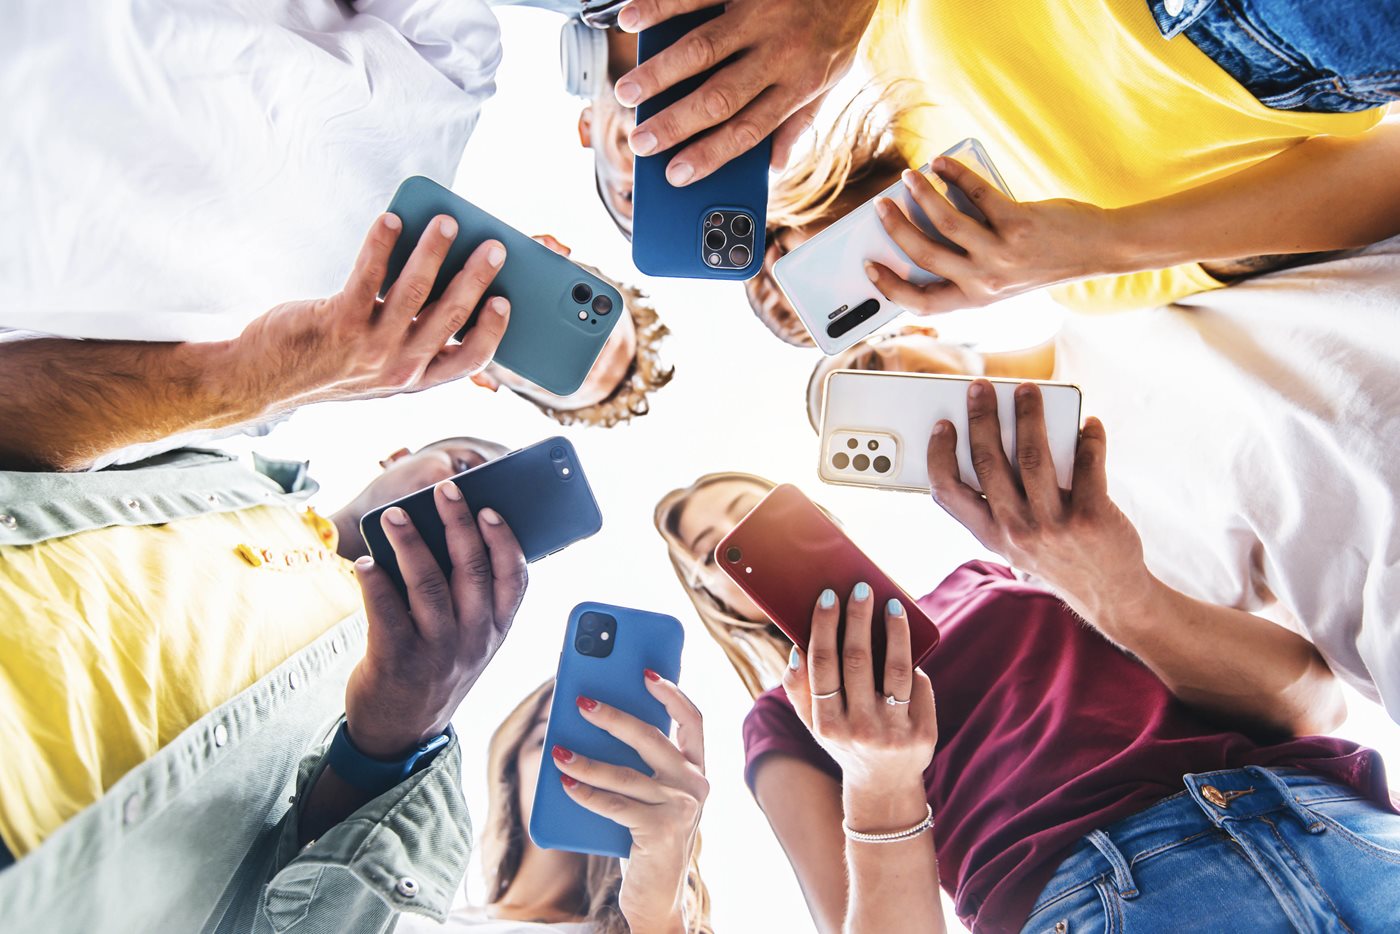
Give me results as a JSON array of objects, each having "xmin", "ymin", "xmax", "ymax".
[
  {"xmin": 1148, "ymin": 0, "xmax": 1400, "ymax": 113},
  {"xmin": 1020, "ymin": 768, "xmax": 1400, "ymax": 933}
]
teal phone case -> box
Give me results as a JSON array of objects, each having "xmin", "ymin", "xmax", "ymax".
[{"xmin": 382, "ymin": 176, "xmax": 624, "ymax": 396}]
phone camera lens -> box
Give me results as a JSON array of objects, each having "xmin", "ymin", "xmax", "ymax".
[
  {"xmin": 832, "ymin": 452, "xmax": 850, "ymax": 469},
  {"xmin": 707, "ymin": 212, "xmax": 725, "ymax": 227},
  {"xmin": 730, "ymin": 214, "xmax": 753, "ymax": 238},
  {"xmin": 550, "ymin": 445, "xmax": 566, "ymax": 460},
  {"xmin": 873, "ymin": 455, "xmax": 891, "ymax": 473},
  {"xmin": 728, "ymin": 244, "xmax": 750, "ymax": 267},
  {"xmin": 708, "ymin": 252, "xmax": 723, "ymax": 266},
  {"xmin": 591, "ymin": 294, "xmax": 613, "ymax": 316},
  {"xmin": 867, "ymin": 440, "xmax": 879, "ymax": 451},
  {"xmin": 571, "ymin": 283, "xmax": 593, "ymax": 304},
  {"xmin": 724, "ymin": 545, "xmax": 742, "ymax": 563},
  {"xmin": 705, "ymin": 228, "xmax": 726, "ymax": 252},
  {"xmin": 853, "ymin": 454, "xmax": 871, "ymax": 471},
  {"xmin": 577, "ymin": 634, "xmax": 596, "ymax": 654},
  {"xmin": 846, "ymin": 438, "xmax": 858, "ymax": 450}
]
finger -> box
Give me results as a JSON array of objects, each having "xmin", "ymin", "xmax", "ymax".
[
  {"xmin": 410, "ymin": 239, "xmax": 505, "ymax": 356},
  {"xmin": 644, "ymin": 670, "xmax": 705, "ymax": 772},
  {"xmin": 908, "ymin": 669, "xmax": 939, "ymax": 749},
  {"xmin": 1013, "ymin": 383, "xmax": 1068, "ymax": 519},
  {"xmin": 965, "ymin": 380, "xmax": 1027, "ymax": 520},
  {"xmin": 383, "ymin": 214, "xmax": 458, "ymax": 328},
  {"xmin": 882, "ymin": 598, "xmax": 914, "ymax": 709},
  {"xmin": 875, "ymin": 198, "xmax": 978, "ymax": 284},
  {"xmin": 343, "ymin": 213, "xmax": 403, "ymax": 311},
  {"xmin": 531, "ymin": 234, "xmax": 571, "ymax": 257},
  {"xmin": 780, "ymin": 646, "xmax": 815, "ymax": 731},
  {"xmin": 473, "ymin": 507, "xmax": 528, "ymax": 632},
  {"xmin": 865, "ymin": 262, "xmax": 971, "ymax": 316},
  {"xmin": 629, "ymin": 54, "xmax": 769, "ymax": 166},
  {"xmin": 559, "ymin": 776, "xmax": 649, "ymax": 828},
  {"xmin": 615, "ymin": 0, "xmax": 718, "ymax": 33},
  {"xmin": 615, "ymin": 13, "xmax": 744, "ymax": 114},
  {"xmin": 660, "ymin": 88, "xmax": 788, "ymax": 187},
  {"xmin": 924, "ymin": 419, "xmax": 998, "ymax": 541},
  {"xmin": 770, "ymin": 95, "xmax": 823, "ymax": 171},
  {"xmin": 841, "ymin": 583, "xmax": 877, "ymax": 718},
  {"xmin": 901, "ymin": 169, "xmax": 994, "ymax": 254},
  {"xmin": 432, "ymin": 481, "xmax": 492, "ymax": 635},
  {"xmin": 935, "ymin": 156, "xmax": 1016, "ymax": 224},
  {"xmin": 576, "ymin": 695, "xmax": 693, "ymax": 785},
  {"xmin": 352, "ymin": 555, "xmax": 415, "ymax": 650},
  {"xmin": 552, "ymin": 747, "xmax": 668, "ymax": 804},
  {"xmin": 421, "ymin": 296, "xmax": 510, "ymax": 385},
  {"xmin": 807, "ymin": 588, "xmax": 842, "ymax": 731},
  {"xmin": 1070, "ymin": 417, "xmax": 1110, "ymax": 518},
  {"xmin": 379, "ymin": 506, "xmax": 454, "ymax": 637}
]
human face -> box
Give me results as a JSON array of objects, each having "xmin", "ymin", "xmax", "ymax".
[
  {"xmin": 806, "ymin": 327, "xmax": 982, "ymax": 428},
  {"xmin": 582, "ymin": 31, "xmax": 639, "ymax": 237},
  {"xmin": 674, "ymin": 478, "xmax": 768, "ymax": 620},
  {"xmin": 489, "ymin": 302, "xmax": 637, "ymax": 411},
  {"xmin": 745, "ymin": 226, "xmax": 818, "ymax": 346},
  {"xmin": 516, "ymin": 708, "xmax": 551, "ymax": 828}
]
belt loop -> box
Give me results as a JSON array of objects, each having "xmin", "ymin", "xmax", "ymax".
[
  {"xmin": 1245, "ymin": 767, "xmax": 1327, "ymax": 834},
  {"xmin": 1085, "ymin": 829, "xmax": 1140, "ymax": 899}
]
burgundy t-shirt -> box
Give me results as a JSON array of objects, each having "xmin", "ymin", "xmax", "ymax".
[{"xmin": 743, "ymin": 562, "xmax": 1393, "ymax": 933}]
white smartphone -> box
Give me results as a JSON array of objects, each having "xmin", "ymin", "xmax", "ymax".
[
  {"xmin": 817, "ymin": 370, "xmax": 1083, "ymax": 494},
  {"xmin": 773, "ymin": 138, "xmax": 1014, "ymax": 356}
]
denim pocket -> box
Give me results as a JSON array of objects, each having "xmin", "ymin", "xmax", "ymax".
[
  {"xmin": 1306, "ymin": 796, "xmax": 1400, "ymax": 865},
  {"xmin": 1020, "ymin": 877, "xmax": 1115, "ymax": 934}
]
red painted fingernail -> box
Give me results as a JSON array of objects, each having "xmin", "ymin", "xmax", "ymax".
[
  {"xmin": 551, "ymin": 744, "xmax": 573, "ymax": 763},
  {"xmin": 560, "ymin": 774, "xmax": 579, "ymax": 788},
  {"xmin": 576, "ymin": 696, "xmax": 598, "ymax": 712},
  {"xmin": 644, "ymin": 669, "xmax": 661, "ymax": 683}
]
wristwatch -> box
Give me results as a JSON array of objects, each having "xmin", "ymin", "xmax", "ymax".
[{"xmin": 326, "ymin": 720, "xmax": 454, "ymax": 797}]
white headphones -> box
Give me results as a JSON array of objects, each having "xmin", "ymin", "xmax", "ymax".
[{"xmin": 560, "ymin": 18, "xmax": 609, "ymax": 99}]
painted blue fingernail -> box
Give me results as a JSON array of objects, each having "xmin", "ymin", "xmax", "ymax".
[
  {"xmin": 789, "ymin": 646, "xmax": 800, "ymax": 669},
  {"xmin": 854, "ymin": 582, "xmax": 871, "ymax": 601},
  {"xmin": 887, "ymin": 598, "xmax": 904, "ymax": 617},
  {"xmin": 819, "ymin": 588, "xmax": 836, "ymax": 608}
]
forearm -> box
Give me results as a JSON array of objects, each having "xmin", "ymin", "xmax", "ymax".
[
  {"xmin": 1072, "ymin": 572, "xmax": 1344, "ymax": 735},
  {"xmin": 0, "ymin": 337, "xmax": 271, "ymax": 471},
  {"xmin": 841, "ymin": 780, "xmax": 945, "ymax": 934},
  {"xmin": 1105, "ymin": 123, "xmax": 1400, "ymax": 272}
]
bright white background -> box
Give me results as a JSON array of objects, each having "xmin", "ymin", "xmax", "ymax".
[{"xmin": 228, "ymin": 9, "xmax": 1400, "ymax": 932}]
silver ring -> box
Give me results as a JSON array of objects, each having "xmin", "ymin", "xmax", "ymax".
[
  {"xmin": 811, "ymin": 688, "xmax": 842, "ymax": 700},
  {"xmin": 884, "ymin": 694, "xmax": 911, "ymax": 706}
]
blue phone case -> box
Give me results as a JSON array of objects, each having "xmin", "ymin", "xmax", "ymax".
[
  {"xmin": 632, "ymin": 8, "xmax": 770, "ymax": 280},
  {"xmin": 382, "ymin": 176, "xmax": 624, "ymax": 396},
  {"xmin": 530, "ymin": 602, "xmax": 685, "ymax": 858},
  {"xmin": 359, "ymin": 437, "xmax": 602, "ymax": 597}
]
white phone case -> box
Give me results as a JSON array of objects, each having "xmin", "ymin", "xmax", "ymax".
[
  {"xmin": 818, "ymin": 370, "xmax": 1082, "ymax": 493},
  {"xmin": 773, "ymin": 138, "xmax": 1013, "ymax": 356}
]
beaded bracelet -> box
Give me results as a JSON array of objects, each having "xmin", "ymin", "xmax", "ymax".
[{"xmin": 842, "ymin": 803, "xmax": 935, "ymax": 844}]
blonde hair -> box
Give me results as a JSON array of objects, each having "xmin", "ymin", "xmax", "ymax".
[{"xmin": 482, "ymin": 681, "xmax": 713, "ymax": 934}]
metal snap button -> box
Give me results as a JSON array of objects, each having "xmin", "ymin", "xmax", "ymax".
[
  {"xmin": 207, "ymin": 493, "xmax": 220, "ymax": 504},
  {"xmin": 1202, "ymin": 784, "xmax": 1228, "ymax": 808},
  {"xmin": 331, "ymin": 639, "xmax": 342, "ymax": 655},
  {"xmin": 0, "ymin": 514, "xmax": 15, "ymax": 530},
  {"xmin": 123, "ymin": 793, "xmax": 143, "ymax": 825},
  {"xmin": 395, "ymin": 877, "xmax": 419, "ymax": 898},
  {"xmin": 124, "ymin": 497, "xmax": 142, "ymax": 511},
  {"xmin": 214, "ymin": 724, "xmax": 229, "ymax": 747},
  {"xmin": 288, "ymin": 670, "xmax": 300, "ymax": 691},
  {"xmin": 1164, "ymin": 0, "xmax": 1185, "ymax": 16}
]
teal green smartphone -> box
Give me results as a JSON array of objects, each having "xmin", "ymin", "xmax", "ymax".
[{"xmin": 382, "ymin": 176, "xmax": 623, "ymax": 396}]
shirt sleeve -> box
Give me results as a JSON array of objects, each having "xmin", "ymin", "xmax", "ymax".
[
  {"xmin": 743, "ymin": 688, "xmax": 841, "ymax": 793},
  {"xmin": 256, "ymin": 728, "xmax": 473, "ymax": 933}
]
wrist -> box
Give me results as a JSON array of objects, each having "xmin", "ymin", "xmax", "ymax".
[
  {"xmin": 843, "ymin": 775, "xmax": 930, "ymax": 833},
  {"xmin": 208, "ymin": 335, "xmax": 289, "ymax": 426},
  {"xmin": 1071, "ymin": 566, "xmax": 1166, "ymax": 641}
]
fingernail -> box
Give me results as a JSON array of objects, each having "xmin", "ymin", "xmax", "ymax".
[
  {"xmin": 788, "ymin": 646, "xmax": 800, "ymax": 670},
  {"xmin": 902, "ymin": 169, "xmax": 918, "ymax": 184},
  {"xmin": 969, "ymin": 381, "xmax": 988, "ymax": 399},
  {"xmin": 819, "ymin": 588, "xmax": 836, "ymax": 608},
  {"xmin": 437, "ymin": 480, "xmax": 463, "ymax": 501},
  {"xmin": 933, "ymin": 157, "xmax": 949, "ymax": 172},
  {"xmin": 384, "ymin": 506, "xmax": 409, "ymax": 527},
  {"xmin": 887, "ymin": 598, "xmax": 904, "ymax": 617},
  {"xmin": 551, "ymin": 744, "xmax": 574, "ymax": 763},
  {"xmin": 560, "ymin": 774, "xmax": 579, "ymax": 789},
  {"xmin": 1015, "ymin": 382, "xmax": 1035, "ymax": 398},
  {"xmin": 630, "ymin": 129, "xmax": 657, "ymax": 156},
  {"xmin": 853, "ymin": 582, "xmax": 871, "ymax": 601},
  {"xmin": 864, "ymin": 262, "xmax": 878, "ymax": 284},
  {"xmin": 354, "ymin": 555, "xmax": 374, "ymax": 571},
  {"xmin": 616, "ymin": 81, "xmax": 642, "ymax": 107},
  {"xmin": 576, "ymin": 695, "xmax": 598, "ymax": 712},
  {"xmin": 617, "ymin": 6, "xmax": 640, "ymax": 31},
  {"xmin": 439, "ymin": 216, "xmax": 457, "ymax": 238},
  {"xmin": 488, "ymin": 297, "xmax": 509, "ymax": 317},
  {"xmin": 875, "ymin": 197, "xmax": 893, "ymax": 216},
  {"xmin": 383, "ymin": 213, "xmax": 402, "ymax": 231},
  {"xmin": 644, "ymin": 668, "xmax": 662, "ymax": 683},
  {"xmin": 486, "ymin": 244, "xmax": 506, "ymax": 267},
  {"xmin": 478, "ymin": 507, "xmax": 503, "ymax": 526},
  {"xmin": 932, "ymin": 421, "xmax": 949, "ymax": 435},
  {"xmin": 666, "ymin": 162, "xmax": 694, "ymax": 187}
]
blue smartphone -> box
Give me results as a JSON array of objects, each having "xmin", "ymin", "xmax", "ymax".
[
  {"xmin": 632, "ymin": 7, "xmax": 770, "ymax": 280},
  {"xmin": 530, "ymin": 602, "xmax": 685, "ymax": 858},
  {"xmin": 382, "ymin": 176, "xmax": 624, "ymax": 396},
  {"xmin": 359, "ymin": 437, "xmax": 602, "ymax": 597}
]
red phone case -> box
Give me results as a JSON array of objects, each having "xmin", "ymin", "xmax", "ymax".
[{"xmin": 715, "ymin": 484, "xmax": 940, "ymax": 676}]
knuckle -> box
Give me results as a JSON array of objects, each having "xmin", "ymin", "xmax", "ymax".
[
  {"xmin": 399, "ymin": 276, "xmax": 433, "ymax": 307},
  {"xmin": 701, "ymin": 85, "xmax": 735, "ymax": 121},
  {"xmin": 683, "ymin": 31, "xmax": 719, "ymax": 73},
  {"xmin": 842, "ymin": 647, "xmax": 870, "ymax": 671},
  {"xmin": 808, "ymin": 647, "xmax": 837, "ymax": 670},
  {"xmin": 967, "ymin": 183, "xmax": 990, "ymax": 203},
  {"xmin": 970, "ymin": 446, "xmax": 999, "ymax": 480},
  {"xmin": 727, "ymin": 118, "xmax": 763, "ymax": 155},
  {"xmin": 412, "ymin": 573, "xmax": 452, "ymax": 609},
  {"xmin": 693, "ymin": 774, "xmax": 711, "ymax": 803},
  {"xmin": 464, "ymin": 552, "xmax": 494, "ymax": 584},
  {"xmin": 886, "ymin": 662, "xmax": 913, "ymax": 684},
  {"xmin": 1016, "ymin": 445, "xmax": 1044, "ymax": 472}
]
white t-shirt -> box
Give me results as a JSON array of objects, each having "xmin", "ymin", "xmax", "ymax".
[
  {"xmin": 0, "ymin": 0, "xmax": 503, "ymax": 343},
  {"xmin": 1054, "ymin": 235, "xmax": 1400, "ymax": 721},
  {"xmin": 397, "ymin": 905, "xmax": 595, "ymax": 933}
]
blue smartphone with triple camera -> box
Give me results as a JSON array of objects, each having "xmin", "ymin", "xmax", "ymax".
[
  {"xmin": 631, "ymin": 7, "xmax": 770, "ymax": 280},
  {"xmin": 530, "ymin": 602, "xmax": 685, "ymax": 858},
  {"xmin": 359, "ymin": 436, "xmax": 602, "ymax": 598},
  {"xmin": 382, "ymin": 176, "xmax": 624, "ymax": 396}
]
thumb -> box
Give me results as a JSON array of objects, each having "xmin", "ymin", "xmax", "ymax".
[
  {"xmin": 781, "ymin": 645, "xmax": 815, "ymax": 730},
  {"xmin": 470, "ymin": 370, "xmax": 501, "ymax": 392}
]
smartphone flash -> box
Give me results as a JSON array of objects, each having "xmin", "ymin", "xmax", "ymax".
[{"xmin": 600, "ymin": 631, "xmax": 610, "ymax": 641}]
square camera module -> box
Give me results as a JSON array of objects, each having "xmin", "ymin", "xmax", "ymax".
[
  {"xmin": 701, "ymin": 210, "xmax": 756, "ymax": 271},
  {"xmin": 575, "ymin": 611, "xmax": 616, "ymax": 658},
  {"xmin": 826, "ymin": 431, "xmax": 900, "ymax": 480}
]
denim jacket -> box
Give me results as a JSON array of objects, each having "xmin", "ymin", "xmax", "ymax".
[{"xmin": 0, "ymin": 450, "xmax": 472, "ymax": 933}]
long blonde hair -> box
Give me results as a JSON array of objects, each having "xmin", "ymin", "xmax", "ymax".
[{"xmin": 481, "ymin": 681, "xmax": 714, "ymax": 933}]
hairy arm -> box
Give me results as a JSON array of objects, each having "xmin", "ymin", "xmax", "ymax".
[{"xmin": 752, "ymin": 756, "xmax": 848, "ymax": 934}]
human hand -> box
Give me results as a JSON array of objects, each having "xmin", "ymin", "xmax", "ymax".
[
  {"xmin": 614, "ymin": 0, "xmax": 880, "ymax": 184},
  {"xmin": 237, "ymin": 213, "xmax": 511, "ymax": 413},
  {"xmin": 345, "ymin": 480, "xmax": 528, "ymax": 758},
  {"xmin": 783, "ymin": 585, "xmax": 937, "ymax": 795},
  {"xmin": 926, "ymin": 380, "xmax": 1152, "ymax": 617},
  {"xmin": 553, "ymin": 674, "xmax": 708, "ymax": 934},
  {"xmin": 866, "ymin": 158, "xmax": 1116, "ymax": 314}
]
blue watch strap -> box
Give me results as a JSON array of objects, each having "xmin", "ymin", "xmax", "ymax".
[{"xmin": 326, "ymin": 720, "xmax": 454, "ymax": 796}]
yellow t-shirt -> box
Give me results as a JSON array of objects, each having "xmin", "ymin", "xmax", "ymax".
[
  {"xmin": 0, "ymin": 505, "xmax": 360, "ymax": 856},
  {"xmin": 863, "ymin": 0, "xmax": 1384, "ymax": 311}
]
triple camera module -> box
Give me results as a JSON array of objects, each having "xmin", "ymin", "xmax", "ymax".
[
  {"xmin": 569, "ymin": 281, "xmax": 612, "ymax": 325},
  {"xmin": 702, "ymin": 210, "xmax": 756, "ymax": 271},
  {"xmin": 829, "ymin": 434, "xmax": 895, "ymax": 476},
  {"xmin": 575, "ymin": 611, "xmax": 617, "ymax": 658}
]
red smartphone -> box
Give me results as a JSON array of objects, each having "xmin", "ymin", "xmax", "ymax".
[{"xmin": 715, "ymin": 484, "xmax": 939, "ymax": 679}]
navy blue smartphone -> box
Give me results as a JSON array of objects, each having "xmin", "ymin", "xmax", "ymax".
[
  {"xmin": 359, "ymin": 436, "xmax": 602, "ymax": 597},
  {"xmin": 631, "ymin": 7, "xmax": 770, "ymax": 280},
  {"xmin": 530, "ymin": 602, "xmax": 685, "ymax": 858},
  {"xmin": 382, "ymin": 176, "xmax": 624, "ymax": 396}
]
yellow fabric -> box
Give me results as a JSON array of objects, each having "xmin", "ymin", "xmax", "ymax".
[
  {"xmin": 864, "ymin": 0, "xmax": 1385, "ymax": 312},
  {"xmin": 0, "ymin": 505, "xmax": 360, "ymax": 856}
]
